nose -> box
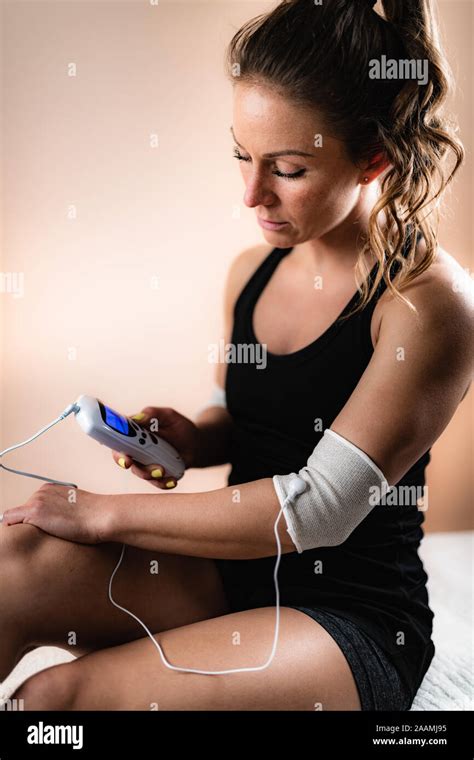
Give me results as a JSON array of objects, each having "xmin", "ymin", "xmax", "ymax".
[{"xmin": 243, "ymin": 169, "xmax": 275, "ymax": 208}]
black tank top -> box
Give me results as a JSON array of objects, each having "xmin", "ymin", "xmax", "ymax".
[{"xmin": 218, "ymin": 230, "xmax": 435, "ymax": 698}]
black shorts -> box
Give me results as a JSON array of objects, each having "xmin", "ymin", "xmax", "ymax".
[
  {"xmin": 215, "ymin": 559, "xmax": 416, "ymax": 711},
  {"xmin": 216, "ymin": 576, "xmax": 413, "ymax": 710},
  {"xmin": 284, "ymin": 605, "xmax": 413, "ymax": 711}
]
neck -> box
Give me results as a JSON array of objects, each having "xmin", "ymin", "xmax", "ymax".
[{"xmin": 292, "ymin": 195, "xmax": 385, "ymax": 275}]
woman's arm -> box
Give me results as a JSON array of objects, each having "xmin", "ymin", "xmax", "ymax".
[
  {"xmin": 193, "ymin": 405, "xmax": 235, "ymax": 468},
  {"xmin": 98, "ymin": 477, "xmax": 295, "ymax": 559},
  {"xmin": 191, "ymin": 245, "xmax": 270, "ymax": 470},
  {"xmin": 330, "ymin": 253, "xmax": 473, "ymax": 485}
]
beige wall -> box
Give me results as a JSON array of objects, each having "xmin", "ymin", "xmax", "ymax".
[{"xmin": 0, "ymin": 1, "xmax": 471, "ymax": 531}]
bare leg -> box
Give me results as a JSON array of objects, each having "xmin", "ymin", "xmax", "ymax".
[
  {"xmin": 0, "ymin": 522, "xmax": 229, "ymax": 682},
  {"xmin": 12, "ymin": 607, "xmax": 363, "ymax": 711}
]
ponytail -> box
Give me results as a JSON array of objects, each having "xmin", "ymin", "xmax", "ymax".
[{"xmin": 362, "ymin": 0, "xmax": 463, "ymax": 318}]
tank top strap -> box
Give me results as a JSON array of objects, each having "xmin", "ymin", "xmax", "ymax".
[
  {"xmin": 232, "ymin": 246, "xmax": 293, "ymax": 321},
  {"xmin": 233, "ymin": 229, "xmax": 421, "ymax": 328}
]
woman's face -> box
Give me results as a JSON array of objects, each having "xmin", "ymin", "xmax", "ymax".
[{"xmin": 232, "ymin": 82, "xmax": 376, "ymax": 246}]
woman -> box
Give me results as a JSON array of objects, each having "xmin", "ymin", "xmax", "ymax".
[{"xmin": 1, "ymin": 0, "xmax": 472, "ymax": 711}]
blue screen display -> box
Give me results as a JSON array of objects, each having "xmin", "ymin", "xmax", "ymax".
[{"xmin": 104, "ymin": 405, "xmax": 129, "ymax": 435}]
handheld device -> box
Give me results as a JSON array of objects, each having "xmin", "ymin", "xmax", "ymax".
[{"xmin": 74, "ymin": 395, "xmax": 185, "ymax": 480}]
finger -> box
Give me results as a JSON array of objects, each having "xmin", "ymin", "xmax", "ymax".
[
  {"xmin": 129, "ymin": 411, "xmax": 152, "ymax": 427},
  {"xmin": 129, "ymin": 462, "xmax": 164, "ymax": 481},
  {"xmin": 146, "ymin": 463, "xmax": 166, "ymax": 480},
  {"xmin": 1, "ymin": 507, "xmax": 27, "ymax": 525},
  {"xmin": 143, "ymin": 463, "xmax": 177, "ymax": 487},
  {"xmin": 130, "ymin": 464, "xmax": 177, "ymax": 489},
  {"xmin": 128, "ymin": 410, "xmax": 159, "ymax": 436},
  {"xmin": 129, "ymin": 408, "xmax": 173, "ymax": 432},
  {"xmin": 142, "ymin": 475, "xmax": 178, "ymax": 490},
  {"xmin": 129, "ymin": 463, "xmax": 156, "ymax": 481},
  {"xmin": 144, "ymin": 466, "xmax": 178, "ymax": 490},
  {"xmin": 112, "ymin": 451, "xmax": 133, "ymax": 469},
  {"xmin": 130, "ymin": 462, "xmax": 166, "ymax": 480},
  {"xmin": 129, "ymin": 411, "xmax": 147, "ymax": 422},
  {"xmin": 160, "ymin": 478, "xmax": 178, "ymax": 490}
]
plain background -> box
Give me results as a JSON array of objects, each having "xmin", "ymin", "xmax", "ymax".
[{"xmin": 0, "ymin": 0, "xmax": 472, "ymax": 532}]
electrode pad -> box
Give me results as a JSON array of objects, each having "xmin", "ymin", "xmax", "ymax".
[{"xmin": 272, "ymin": 429, "xmax": 390, "ymax": 553}]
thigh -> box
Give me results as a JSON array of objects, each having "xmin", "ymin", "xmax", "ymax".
[
  {"xmin": 15, "ymin": 607, "xmax": 362, "ymax": 710},
  {"xmin": 1, "ymin": 523, "xmax": 230, "ymax": 656}
]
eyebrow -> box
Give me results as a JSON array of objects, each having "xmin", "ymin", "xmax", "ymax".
[{"xmin": 230, "ymin": 126, "xmax": 316, "ymax": 159}]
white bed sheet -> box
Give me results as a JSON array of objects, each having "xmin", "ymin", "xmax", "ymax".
[{"xmin": 410, "ymin": 530, "xmax": 473, "ymax": 711}]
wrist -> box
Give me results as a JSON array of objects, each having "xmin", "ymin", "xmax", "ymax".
[
  {"xmin": 95, "ymin": 494, "xmax": 120, "ymax": 543},
  {"xmin": 94, "ymin": 492, "xmax": 170, "ymax": 545}
]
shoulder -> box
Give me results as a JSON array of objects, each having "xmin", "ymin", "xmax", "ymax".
[
  {"xmin": 379, "ymin": 242, "xmax": 473, "ymax": 339},
  {"xmin": 426, "ymin": 245, "xmax": 473, "ymax": 314},
  {"xmin": 376, "ymin": 242, "xmax": 473, "ymax": 402},
  {"xmin": 222, "ymin": 244, "xmax": 273, "ymax": 322}
]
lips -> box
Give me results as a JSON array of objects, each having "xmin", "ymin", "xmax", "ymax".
[{"xmin": 258, "ymin": 216, "xmax": 289, "ymax": 230}]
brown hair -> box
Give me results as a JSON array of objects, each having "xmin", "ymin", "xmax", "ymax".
[{"xmin": 225, "ymin": 0, "xmax": 464, "ymax": 318}]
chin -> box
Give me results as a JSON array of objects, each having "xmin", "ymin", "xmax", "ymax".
[{"xmin": 261, "ymin": 228, "xmax": 294, "ymax": 241}]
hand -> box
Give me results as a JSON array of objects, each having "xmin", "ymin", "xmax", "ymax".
[
  {"xmin": 0, "ymin": 483, "xmax": 106, "ymax": 544},
  {"xmin": 112, "ymin": 406, "xmax": 201, "ymax": 490}
]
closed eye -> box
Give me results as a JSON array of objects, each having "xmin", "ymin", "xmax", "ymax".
[{"xmin": 233, "ymin": 148, "xmax": 306, "ymax": 181}]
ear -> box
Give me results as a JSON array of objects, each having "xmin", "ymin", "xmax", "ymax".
[{"xmin": 362, "ymin": 151, "xmax": 391, "ymax": 182}]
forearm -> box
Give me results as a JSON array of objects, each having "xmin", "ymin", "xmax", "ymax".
[
  {"xmin": 193, "ymin": 406, "xmax": 235, "ymax": 468},
  {"xmin": 99, "ymin": 478, "xmax": 296, "ymax": 559}
]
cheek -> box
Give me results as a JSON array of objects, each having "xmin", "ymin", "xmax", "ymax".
[{"xmin": 293, "ymin": 174, "xmax": 357, "ymax": 223}]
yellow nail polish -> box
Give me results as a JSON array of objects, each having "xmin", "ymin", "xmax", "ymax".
[
  {"xmin": 165, "ymin": 480, "xmax": 176, "ymax": 488},
  {"xmin": 118, "ymin": 457, "xmax": 126, "ymax": 468},
  {"xmin": 151, "ymin": 468, "xmax": 163, "ymax": 478},
  {"xmin": 131, "ymin": 413, "xmax": 145, "ymax": 421}
]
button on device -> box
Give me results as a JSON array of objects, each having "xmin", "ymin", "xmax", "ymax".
[
  {"xmin": 139, "ymin": 438, "xmax": 146, "ymax": 445},
  {"xmin": 150, "ymin": 433, "xmax": 158, "ymax": 444}
]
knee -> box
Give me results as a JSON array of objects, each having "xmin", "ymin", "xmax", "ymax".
[
  {"xmin": 0, "ymin": 524, "xmax": 54, "ymax": 614},
  {"xmin": 12, "ymin": 662, "xmax": 80, "ymax": 711},
  {"xmin": 0, "ymin": 522, "xmax": 48, "ymax": 562}
]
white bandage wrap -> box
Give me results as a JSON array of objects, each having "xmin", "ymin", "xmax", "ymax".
[
  {"xmin": 195, "ymin": 383, "xmax": 227, "ymax": 416},
  {"xmin": 272, "ymin": 429, "xmax": 390, "ymax": 554}
]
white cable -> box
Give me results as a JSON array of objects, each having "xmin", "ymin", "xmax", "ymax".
[
  {"xmin": 1, "ymin": 400, "xmax": 307, "ymax": 675},
  {"xmin": 0, "ymin": 402, "xmax": 78, "ymax": 458},
  {"xmin": 0, "ymin": 461, "xmax": 78, "ymax": 488},
  {"xmin": 107, "ymin": 478, "xmax": 307, "ymax": 675},
  {"xmin": 0, "ymin": 403, "xmax": 80, "ymax": 522}
]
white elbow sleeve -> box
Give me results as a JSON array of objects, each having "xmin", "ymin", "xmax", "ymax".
[
  {"xmin": 272, "ymin": 429, "xmax": 390, "ymax": 554},
  {"xmin": 195, "ymin": 383, "xmax": 227, "ymax": 416}
]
